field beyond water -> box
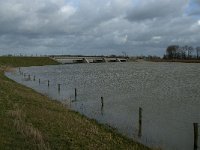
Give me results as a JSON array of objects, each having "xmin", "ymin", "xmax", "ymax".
[
  {"xmin": 149, "ymin": 58, "xmax": 200, "ymax": 63},
  {"xmin": 0, "ymin": 56, "xmax": 150, "ymax": 150}
]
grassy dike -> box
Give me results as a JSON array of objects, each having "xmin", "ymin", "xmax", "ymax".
[{"xmin": 0, "ymin": 57, "xmax": 151, "ymax": 150}]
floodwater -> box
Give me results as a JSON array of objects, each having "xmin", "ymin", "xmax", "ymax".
[{"xmin": 6, "ymin": 62, "xmax": 200, "ymax": 150}]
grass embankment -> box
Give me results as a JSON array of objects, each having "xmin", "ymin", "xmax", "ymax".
[
  {"xmin": 0, "ymin": 57, "xmax": 150, "ymax": 150},
  {"xmin": 0, "ymin": 56, "xmax": 59, "ymax": 67}
]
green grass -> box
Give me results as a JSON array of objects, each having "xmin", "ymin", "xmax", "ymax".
[
  {"xmin": 0, "ymin": 56, "xmax": 59, "ymax": 67},
  {"xmin": 0, "ymin": 56, "xmax": 151, "ymax": 150}
]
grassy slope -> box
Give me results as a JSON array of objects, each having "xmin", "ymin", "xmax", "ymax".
[
  {"xmin": 0, "ymin": 57, "xmax": 150, "ymax": 150},
  {"xmin": 0, "ymin": 56, "xmax": 59, "ymax": 67}
]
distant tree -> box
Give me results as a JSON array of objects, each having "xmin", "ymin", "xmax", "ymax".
[
  {"xmin": 196, "ymin": 47, "xmax": 200, "ymax": 59},
  {"xmin": 176, "ymin": 46, "xmax": 182, "ymax": 59},
  {"xmin": 146, "ymin": 55, "xmax": 161, "ymax": 60},
  {"xmin": 188, "ymin": 46, "xmax": 194, "ymax": 59},
  {"xmin": 178, "ymin": 46, "xmax": 186, "ymax": 59},
  {"xmin": 165, "ymin": 45, "xmax": 200, "ymax": 60},
  {"xmin": 109, "ymin": 54, "xmax": 116, "ymax": 58},
  {"xmin": 163, "ymin": 54, "xmax": 168, "ymax": 59},
  {"xmin": 7, "ymin": 54, "xmax": 13, "ymax": 57},
  {"xmin": 166, "ymin": 45, "xmax": 179, "ymax": 59},
  {"xmin": 182, "ymin": 45, "xmax": 188, "ymax": 59}
]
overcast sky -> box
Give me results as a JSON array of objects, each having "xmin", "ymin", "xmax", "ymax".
[{"xmin": 0, "ymin": 0, "xmax": 200, "ymax": 56}]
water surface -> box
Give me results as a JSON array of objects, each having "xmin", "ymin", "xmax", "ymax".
[{"xmin": 6, "ymin": 62, "xmax": 200, "ymax": 150}]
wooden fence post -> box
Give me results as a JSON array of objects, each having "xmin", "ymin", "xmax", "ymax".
[
  {"xmin": 101, "ymin": 97, "xmax": 104, "ymax": 108},
  {"xmin": 75, "ymin": 88, "xmax": 77, "ymax": 100},
  {"xmin": 193, "ymin": 123, "xmax": 198, "ymax": 150},
  {"xmin": 58, "ymin": 84, "xmax": 61, "ymax": 92},
  {"xmin": 138, "ymin": 107, "xmax": 142, "ymax": 137}
]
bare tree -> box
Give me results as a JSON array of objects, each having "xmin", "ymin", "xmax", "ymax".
[
  {"xmin": 188, "ymin": 46, "xmax": 194, "ymax": 59},
  {"xmin": 165, "ymin": 45, "xmax": 199, "ymax": 60},
  {"xmin": 196, "ymin": 47, "xmax": 200, "ymax": 59},
  {"xmin": 166, "ymin": 45, "xmax": 179, "ymax": 59},
  {"xmin": 179, "ymin": 46, "xmax": 186, "ymax": 59}
]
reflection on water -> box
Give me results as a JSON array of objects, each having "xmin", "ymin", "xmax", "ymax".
[{"xmin": 6, "ymin": 62, "xmax": 200, "ymax": 150}]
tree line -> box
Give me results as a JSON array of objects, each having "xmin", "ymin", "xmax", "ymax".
[{"xmin": 164, "ymin": 45, "xmax": 200, "ymax": 59}]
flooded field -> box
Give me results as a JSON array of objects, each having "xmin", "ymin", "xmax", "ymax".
[{"xmin": 6, "ymin": 62, "xmax": 200, "ymax": 150}]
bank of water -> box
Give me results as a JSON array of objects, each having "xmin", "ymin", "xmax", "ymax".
[{"xmin": 6, "ymin": 62, "xmax": 200, "ymax": 150}]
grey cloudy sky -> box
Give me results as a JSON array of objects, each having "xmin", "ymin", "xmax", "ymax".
[{"xmin": 0, "ymin": 0, "xmax": 200, "ymax": 56}]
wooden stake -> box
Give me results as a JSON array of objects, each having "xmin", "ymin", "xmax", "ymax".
[
  {"xmin": 138, "ymin": 107, "xmax": 142, "ymax": 137},
  {"xmin": 101, "ymin": 96, "xmax": 104, "ymax": 108},
  {"xmin": 75, "ymin": 88, "xmax": 77, "ymax": 100},
  {"xmin": 193, "ymin": 123, "xmax": 198, "ymax": 150},
  {"xmin": 58, "ymin": 84, "xmax": 61, "ymax": 92}
]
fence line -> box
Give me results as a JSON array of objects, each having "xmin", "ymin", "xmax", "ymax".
[{"xmin": 17, "ymin": 71, "xmax": 200, "ymax": 150}]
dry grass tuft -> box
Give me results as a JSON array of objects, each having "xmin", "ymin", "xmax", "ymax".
[
  {"xmin": 0, "ymin": 66, "xmax": 15, "ymax": 72},
  {"xmin": 8, "ymin": 106, "xmax": 50, "ymax": 150}
]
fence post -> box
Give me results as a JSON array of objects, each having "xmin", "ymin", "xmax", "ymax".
[
  {"xmin": 75, "ymin": 88, "xmax": 77, "ymax": 100},
  {"xmin": 193, "ymin": 123, "xmax": 198, "ymax": 150},
  {"xmin": 48, "ymin": 80, "xmax": 50, "ymax": 87},
  {"xmin": 58, "ymin": 84, "xmax": 61, "ymax": 92},
  {"xmin": 138, "ymin": 107, "xmax": 142, "ymax": 137},
  {"xmin": 39, "ymin": 79, "xmax": 40, "ymax": 84},
  {"xmin": 101, "ymin": 97, "xmax": 104, "ymax": 108},
  {"xmin": 33, "ymin": 76, "xmax": 35, "ymax": 81}
]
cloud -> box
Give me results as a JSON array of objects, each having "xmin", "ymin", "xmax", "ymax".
[
  {"xmin": 126, "ymin": 0, "xmax": 189, "ymax": 21},
  {"xmin": 0, "ymin": 0, "xmax": 200, "ymax": 56},
  {"xmin": 0, "ymin": 0, "xmax": 77, "ymax": 34}
]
